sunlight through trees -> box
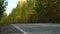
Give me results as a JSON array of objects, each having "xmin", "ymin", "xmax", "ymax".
[{"xmin": 0, "ymin": 0, "xmax": 60, "ymax": 24}]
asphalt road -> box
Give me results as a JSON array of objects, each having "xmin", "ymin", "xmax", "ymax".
[
  {"xmin": 0, "ymin": 25, "xmax": 21, "ymax": 34},
  {"xmin": 1, "ymin": 24, "xmax": 60, "ymax": 34}
]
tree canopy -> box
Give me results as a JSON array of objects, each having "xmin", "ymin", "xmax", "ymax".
[
  {"xmin": 0, "ymin": 0, "xmax": 60, "ymax": 24},
  {"xmin": 0, "ymin": 0, "xmax": 7, "ymax": 18}
]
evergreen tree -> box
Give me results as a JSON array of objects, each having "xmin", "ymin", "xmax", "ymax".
[{"xmin": 0, "ymin": 0, "xmax": 7, "ymax": 18}]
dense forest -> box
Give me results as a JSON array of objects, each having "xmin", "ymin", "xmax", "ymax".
[{"xmin": 0, "ymin": 0, "xmax": 60, "ymax": 24}]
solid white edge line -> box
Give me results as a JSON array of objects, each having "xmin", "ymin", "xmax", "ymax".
[{"xmin": 11, "ymin": 24, "xmax": 28, "ymax": 34}]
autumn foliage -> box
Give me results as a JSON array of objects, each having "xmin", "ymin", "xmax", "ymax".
[{"xmin": 0, "ymin": 0, "xmax": 60, "ymax": 24}]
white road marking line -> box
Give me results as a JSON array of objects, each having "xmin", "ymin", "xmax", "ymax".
[
  {"xmin": 13, "ymin": 24, "xmax": 60, "ymax": 26},
  {"xmin": 11, "ymin": 24, "xmax": 28, "ymax": 34}
]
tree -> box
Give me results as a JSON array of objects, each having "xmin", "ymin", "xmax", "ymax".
[
  {"xmin": 8, "ymin": 0, "xmax": 37, "ymax": 23},
  {"xmin": 34, "ymin": 0, "xmax": 49, "ymax": 23},
  {"xmin": 0, "ymin": 13, "xmax": 8, "ymax": 24},
  {"xmin": 8, "ymin": 1, "xmax": 28, "ymax": 23},
  {"xmin": 7, "ymin": 0, "xmax": 60, "ymax": 23},
  {"xmin": 0, "ymin": 0, "xmax": 7, "ymax": 19},
  {"xmin": 35, "ymin": 0, "xmax": 60, "ymax": 23}
]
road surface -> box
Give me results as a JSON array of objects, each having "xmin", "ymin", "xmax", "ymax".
[{"xmin": 0, "ymin": 24, "xmax": 60, "ymax": 34}]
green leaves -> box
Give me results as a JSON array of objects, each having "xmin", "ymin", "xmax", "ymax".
[
  {"xmin": 1, "ymin": 0, "xmax": 60, "ymax": 23},
  {"xmin": 0, "ymin": 0, "xmax": 7, "ymax": 18}
]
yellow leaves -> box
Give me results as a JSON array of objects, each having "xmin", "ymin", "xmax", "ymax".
[
  {"xmin": 19, "ymin": 0, "xmax": 27, "ymax": 7},
  {"xmin": 19, "ymin": 0, "xmax": 27, "ymax": 2}
]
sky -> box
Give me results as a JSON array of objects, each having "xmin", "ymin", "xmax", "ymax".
[{"xmin": 5, "ymin": 0, "xmax": 19, "ymax": 15}]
